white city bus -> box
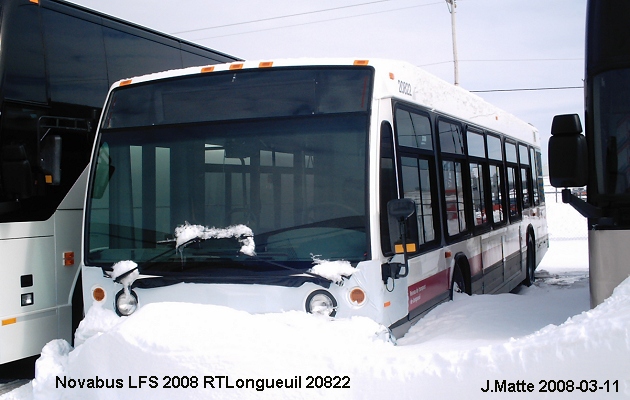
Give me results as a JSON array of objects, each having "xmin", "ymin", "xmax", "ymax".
[{"xmin": 83, "ymin": 59, "xmax": 548, "ymax": 336}]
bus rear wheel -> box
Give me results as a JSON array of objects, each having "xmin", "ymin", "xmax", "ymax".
[
  {"xmin": 450, "ymin": 264, "xmax": 467, "ymax": 300},
  {"xmin": 523, "ymin": 237, "xmax": 536, "ymax": 287}
]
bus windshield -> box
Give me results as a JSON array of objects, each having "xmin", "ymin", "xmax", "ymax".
[{"xmin": 86, "ymin": 67, "xmax": 372, "ymax": 275}]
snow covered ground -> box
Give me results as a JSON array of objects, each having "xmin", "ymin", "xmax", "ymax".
[{"xmin": 3, "ymin": 199, "xmax": 629, "ymax": 399}]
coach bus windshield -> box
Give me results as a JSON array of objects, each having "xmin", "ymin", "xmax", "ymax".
[
  {"xmin": 86, "ymin": 67, "xmax": 372, "ymax": 278},
  {"xmin": 593, "ymin": 68, "xmax": 630, "ymax": 200}
]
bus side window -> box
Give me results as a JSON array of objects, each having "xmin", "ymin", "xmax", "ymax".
[
  {"xmin": 505, "ymin": 141, "xmax": 521, "ymax": 221},
  {"xmin": 443, "ymin": 160, "xmax": 467, "ymax": 235},
  {"xmin": 506, "ymin": 167, "xmax": 519, "ymax": 220},
  {"xmin": 489, "ymin": 165, "xmax": 505, "ymax": 224},
  {"xmin": 486, "ymin": 134, "xmax": 506, "ymax": 225},
  {"xmin": 519, "ymin": 144, "xmax": 531, "ymax": 210},
  {"xmin": 470, "ymin": 163, "xmax": 486, "ymax": 225}
]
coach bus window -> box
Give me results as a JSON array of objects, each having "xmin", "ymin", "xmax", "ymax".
[
  {"xmin": 103, "ymin": 27, "xmax": 183, "ymax": 87},
  {"xmin": 3, "ymin": 3, "xmax": 47, "ymax": 103},
  {"xmin": 42, "ymin": 9, "xmax": 109, "ymax": 108}
]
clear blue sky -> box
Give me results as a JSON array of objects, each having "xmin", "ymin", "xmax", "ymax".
[{"xmin": 70, "ymin": 0, "xmax": 587, "ymax": 166}]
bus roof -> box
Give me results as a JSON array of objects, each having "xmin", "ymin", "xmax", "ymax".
[{"xmin": 109, "ymin": 58, "xmax": 540, "ymax": 147}]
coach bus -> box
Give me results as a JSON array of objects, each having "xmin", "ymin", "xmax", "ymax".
[
  {"xmin": 549, "ymin": 0, "xmax": 630, "ymax": 307},
  {"xmin": 83, "ymin": 58, "xmax": 548, "ymax": 337},
  {"xmin": 0, "ymin": 0, "xmax": 236, "ymax": 368}
]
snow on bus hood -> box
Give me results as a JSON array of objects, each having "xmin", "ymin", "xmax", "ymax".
[{"xmin": 307, "ymin": 256, "xmax": 356, "ymax": 284}]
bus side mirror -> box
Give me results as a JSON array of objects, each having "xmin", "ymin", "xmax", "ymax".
[
  {"xmin": 383, "ymin": 198, "xmax": 417, "ymax": 283},
  {"xmin": 548, "ymin": 114, "xmax": 588, "ymax": 188},
  {"xmin": 388, "ymin": 198, "xmax": 416, "ymax": 221}
]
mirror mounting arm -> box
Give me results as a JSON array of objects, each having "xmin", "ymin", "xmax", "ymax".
[{"xmin": 561, "ymin": 189, "xmax": 602, "ymax": 220}]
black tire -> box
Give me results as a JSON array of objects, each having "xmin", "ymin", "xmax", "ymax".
[
  {"xmin": 523, "ymin": 237, "xmax": 536, "ymax": 287},
  {"xmin": 450, "ymin": 264, "xmax": 467, "ymax": 300}
]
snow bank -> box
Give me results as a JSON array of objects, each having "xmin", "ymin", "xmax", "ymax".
[
  {"xmin": 25, "ymin": 275, "xmax": 630, "ymax": 399},
  {"xmin": 175, "ymin": 223, "xmax": 256, "ymax": 256}
]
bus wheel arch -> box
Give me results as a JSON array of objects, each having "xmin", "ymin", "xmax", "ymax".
[{"xmin": 450, "ymin": 254, "xmax": 472, "ymax": 299}]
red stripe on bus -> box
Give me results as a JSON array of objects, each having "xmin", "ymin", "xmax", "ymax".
[{"xmin": 408, "ymin": 269, "xmax": 450, "ymax": 311}]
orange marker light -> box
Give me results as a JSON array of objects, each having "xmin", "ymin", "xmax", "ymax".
[
  {"xmin": 63, "ymin": 251, "xmax": 75, "ymax": 266},
  {"xmin": 119, "ymin": 79, "xmax": 132, "ymax": 87},
  {"xmin": 2, "ymin": 318, "xmax": 17, "ymax": 326},
  {"xmin": 384, "ymin": 301, "xmax": 391, "ymax": 308},
  {"xmin": 201, "ymin": 66, "xmax": 215, "ymax": 73},
  {"xmin": 389, "ymin": 72, "xmax": 395, "ymax": 80},
  {"xmin": 92, "ymin": 287, "xmax": 106, "ymax": 302},
  {"xmin": 259, "ymin": 61, "xmax": 274, "ymax": 68},
  {"xmin": 229, "ymin": 63, "xmax": 244, "ymax": 70},
  {"xmin": 354, "ymin": 60, "xmax": 369, "ymax": 66}
]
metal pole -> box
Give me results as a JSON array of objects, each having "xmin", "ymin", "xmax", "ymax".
[{"xmin": 446, "ymin": 0, "xmax": 459, "ymax": 86}]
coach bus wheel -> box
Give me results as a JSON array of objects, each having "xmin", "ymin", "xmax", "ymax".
[{"xmin": 524, "ymin": 237, "xmax": 536, "ymax": 287}]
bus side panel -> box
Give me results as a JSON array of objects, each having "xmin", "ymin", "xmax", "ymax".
[
  {"xmin": 0, "ymin": 234, "xmax": 57, "ymax": 364},
  {"xmin": 481, "ymin": 230, "xmax": 504, "ymax": 293},
  {"xmin": 0, "ymin": 309, "xmax": 58, "ymax": 364},
  {"xmin": 503, "ymin": 224, "xmax": 522, "ymax": 283},
  {"xmin": 406, "ymin": 250, "xmax": 448, "ymax": 312},
  {"xmin": 54, "ymin": 209, "xmax": 83, "ymax": 341}
]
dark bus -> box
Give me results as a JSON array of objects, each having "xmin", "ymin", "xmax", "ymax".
[
  {"xmin": 0, "ymin": 0, "xmax": 237, "ymax": 368},
  {"xmin": 549, "ymin": 0, "xmax": 630, "ymax": 307}
]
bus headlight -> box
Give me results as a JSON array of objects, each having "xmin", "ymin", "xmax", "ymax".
[
  {"xmin": 305, "ymin": 290, "xmax": 337, "ymax": 317},
  {"xmin": 114, "ymin": 289, "xmax": 138, "ymax": 316}
]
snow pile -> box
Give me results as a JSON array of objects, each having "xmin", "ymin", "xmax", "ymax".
[
  {"xmin": 174, "ymin": 223, "xmax": 256, "ymax": 256},
  {"xmin": 307, "ymin": 257, "xmax": 356, "ymax": 284},
  {"xmin": 17, "ymin": 273, "xmax": 628, "ymax": 399},
  {"xmin": 73, "ymin": 305, "xmax": 122, "ymax": 347}
]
